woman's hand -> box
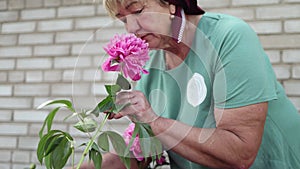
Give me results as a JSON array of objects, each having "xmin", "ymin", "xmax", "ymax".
[{"xmin": 109, "ymin": 90, "xmax": 158, "ymax": 123}]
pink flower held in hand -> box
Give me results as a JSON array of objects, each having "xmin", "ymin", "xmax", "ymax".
[
  {"xmin": 156, "ymin": 155, "xmax": 166, "ymax": 165},
  {"xmin": 123, "ymin": 123, "xmax": 144, "ymax": 161},
  {"xmin": 101, "ymin": 34, "xmax": 150, "ymax": 81}
]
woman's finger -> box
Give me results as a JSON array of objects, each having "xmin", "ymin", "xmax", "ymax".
[
  {"xmin": 113, "ymin": 112, "xmax": 124, "ymax": 119},
  {"xmin": 116, "ymin": 91, "xmax": 134, "ymax": 103},
  {"xmin": 108, "ymin": 112, "xmax": 115, "ymax": 119}
]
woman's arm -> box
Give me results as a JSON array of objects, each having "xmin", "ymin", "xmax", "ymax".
[
  {"xmin": 150, "ymin": 102, "xmax": 268, "ymax": 169},
  {"xmin": 113, "ymin": 91, "xmax": 267, "ymax": 168}
]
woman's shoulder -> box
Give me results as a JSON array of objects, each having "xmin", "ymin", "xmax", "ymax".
[
  {"xmin": 201, "ymin": 12, "xmax": 253, "ymax": 33},
  {"xmin": 201, "ymin": 12, "xmax": 246, "ymax": 25},
  {"xmin": 198, "ymin": 12, "xmax": 257, "ymax": 43}
]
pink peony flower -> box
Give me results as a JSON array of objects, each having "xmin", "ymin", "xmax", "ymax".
[
  {"xmin": 101, "ymin": 34, "xmax": 150, "ymax": 81},
  {"xmin": 156, "ymin": 155, "xmax": 166, "ymax": 165},
  {"xmin": 123, "ymin": 123, "xmax": 144, "ymax": 161}
]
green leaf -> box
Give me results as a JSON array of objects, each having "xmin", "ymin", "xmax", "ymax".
[
  {"xmin": 90, "ymin": 96, "xmax": 115, "ymax": 117},
  {"xmin": 74, "ymin": 118, "xmax": 97, "ymax": 133},
  {"xmin": 37, "ymin": 130, "xmax": 62, "ymax": 164},
  {"xmin": 119, "ymin": 156, "xmax": 131, "ymax": 169},
  {"xmin": 152, "ymin": 137, "xmax": 163, "ymax": 158},
  {"xmin": 39, "ymin": 107, "xmax": 60, "ymax": 138},
  {"xmin": 44, "ymin": 155, "xmax": 51, "ymax": 169},
  {"xmin": 91, "ymin": 142, "xmax": 101, "ymax": 153},
  {"xmin": 112, "ymin": 103, "xmax": 131, "ymax": 113},
  {"xmin": 105, "ymin": 131, "xmax": 128, "ymax": 157},
  {"xmin": 46, "ymin": 108, "xmax": 60, "ymax": 134},
  {"xmin": 98, "ymin": 132, "xmax": 109, "ymax": 152},
  {"xmin": 44, "ymin": 134, "xmax": 64, "ymax": 156},
  {"xmin": 125, "ymin": 123, "xmax": 139, "ymax": 156},
  {"xmin": 91, "ymin": 150, "xmax": 102, "ymax": 169},
  {"xmin": 105, "ymin": 84, "xmax": 121, "ymax": 96},
  {"xmin": 138, "ymin": 126, "xmax": 152, "ymax": 158},
  {"xmin": 78, "ymin": 142, "xmax": 87, "ymax": 148},
  {"xmin": 137, "ymin": 123, "xmax": 163, "ymax": 159},
  {"xmin": 37, "ymin": 99, "xmax": 75, "ymax": 112},
  {"xmin": 63, "ymin": 112, "xmax": 78, "ymax": 122},
  {"xmin": 50, "ymin": 137, "xmax": 72, "ymax": 169},
  {"xmin": 99, "ymin": 97, "xmax": 115, "ymax": 112},
  {"xmin": 29, "ymin": 163, "xmax": 36, "ymax": 169},
  {"xmin": 37, "ymin": 130, "xmax": 73, "ymax": 168},
  {"xmin": 62, "ymin": 131, "xmax": 73, "ymax": 141},
  {"xmin": 90, "ymin": 144, "xmax": 102, "ymax": 169},
  {"xmin": 140, "ymin": 123, "xmax": 154, "ymax": 135},
  {"xmin": 116, "ymin": 74, "xmax": 131, "ymax": 90},
  {"xmin": 89, "ymin": 107, "xmax": 100, "ymax": 117}
]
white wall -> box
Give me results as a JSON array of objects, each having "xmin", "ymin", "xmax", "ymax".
[{"xmin": 0, "ymin": 0, "xmax": 300, "ymax": 168}]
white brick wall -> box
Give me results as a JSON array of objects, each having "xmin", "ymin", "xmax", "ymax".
[
  {"xmin": 292, "ymin": 65, "xmax": 300, "ymax": 79},
  {"xmin": 16, "ymin": 58, "xmax": 52, "ymax": 69},
  {"xmin": 0, "ymin": 137, "xmax": 17, "ymax": 149},
  {"xmin": 0, "ymin": 124, "xmax": 28, "ymax": 135},
  {"xmin": 248, "ymin": 21, "xmax": 282, "ymax": 34},
  {"xmin": 38, "ymin": 19, "xmax": 73, "ymax": 32},
  {"xmin": 285, "ymin": 20, "xmax": 300, "ymax": 33},
  {"xmin": 21, "ymin": 9, "xmax": 56, "ymax": 20},
  {"xmin": 283, "ymin": 50, "xmax": 300, "ymax": 63},
  {"xmin": 0, "ymin": 35, "xmax": 17, "ymax": 46},
  {"xmin": 0, "ymin": 59, "xmax": 15, "ymax": 70},
  {"xmin": 2, "ymin": 22, "xmax": 36, "ymax": 34},
  {"xmin": 0, "ymin": 11, "xmax": 18, "ymax": 22},
  {"xmin": 34, "ymin": 45, "xmax": 70, "ymax": 56},
  {"xmin": 256, "ymin": 5, "xmax": 300, "ymax": 19},
  {"xmin": 56, "ymin": 30, "xmax": 94, "ymax": 43},
  {"xmin": 232, "ymin": 0, "xmax": 280, "ymax": 6},
  {"xmin": 19, "ymin": 33, "xmax": 54, "ymax": 45},
  {"xmin": 0, "ymin": 47, "xmax": 32, "ymax": 57},
  {"xmin": 57, "ymin": 6, "xmax": 95, "ymax": 18},
  {"xmin": 0, "ymin": 0, "xmax": 300, "ymax": 168}
]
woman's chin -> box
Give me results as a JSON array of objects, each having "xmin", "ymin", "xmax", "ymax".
[{"xmin": 142, "ymin": 34, "xmax": 169, "ymax": 50}]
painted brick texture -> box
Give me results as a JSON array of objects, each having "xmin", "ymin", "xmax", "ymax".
[{"xmin": 0, "ymin": 0, "xmax": 299, "ymax": 168}]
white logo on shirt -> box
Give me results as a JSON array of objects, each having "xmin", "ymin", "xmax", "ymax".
[{"xmin": 187, "ymin": 73, "xmax": 207, "ymax": 107}]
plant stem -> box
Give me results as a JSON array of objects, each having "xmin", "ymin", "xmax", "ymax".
[{"xmin": 76, "ymin": 113, "xmax": 110, "ymax": 169}]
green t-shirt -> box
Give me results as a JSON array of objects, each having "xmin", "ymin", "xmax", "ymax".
[{"xmin": 135, "ymin": 12, "xmax": 300, "ymax": 169}]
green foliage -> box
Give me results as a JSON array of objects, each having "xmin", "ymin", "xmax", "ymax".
[
  {"xmin": 98, "ymin": 131, "xmax": 131, "ymax": 169},
  {"xmin": 135, "ymin": 123, "xmax": 163, "ymax": 160},
  {"xmin": 37, "ymin": 100, "xmax": 75, "ymax": 112},
  {"xmin": 116, "ymin": 74, "xmax": 131, "ymax": 90},
  {"xmin": 37, "ymin": 130, "xmax": 73, "ymax": 169},
  {"xmin": 105, "ymin": 84, "xmax": 121, "ymax": 96},
  {"xmin": 37, "ymin": 100, "xmax": 75, "ymax": 138},
  {"xmin": 74, "ymin": 118, "xmax": 98, "ymax": 133},
  {"xmin": 90, "ymin": 74, "xmax": 132, "ymax": 117},
  {"xmin": 97, "ymin": 133, "xmax": 110, "ymax": 152},
  {"xmin": 89, "ymin": 143, "xmax": 102, "ymax": 169},
  {"xmin": 35, "ymin": 74, "xmax": 162, "ymax": 169}
]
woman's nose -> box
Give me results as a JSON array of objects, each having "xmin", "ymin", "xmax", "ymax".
[{"xmin": 125, "ymin": 15, "xmax": 140, "ymax": 33}]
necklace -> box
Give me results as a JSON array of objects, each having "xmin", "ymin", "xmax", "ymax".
[{"xmin": 177, "ymin": 9, "xmax": 186, "ymax": 43}]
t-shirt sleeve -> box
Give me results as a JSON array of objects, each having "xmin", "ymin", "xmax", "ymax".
[{"xmin": 213, "ymin": 19, "xmax": 278, "ymax": 108}]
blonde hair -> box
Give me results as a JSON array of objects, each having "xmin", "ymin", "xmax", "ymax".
[{"xmin": 103, "ymin": 0, "xmax": 168, "ymax": 18}]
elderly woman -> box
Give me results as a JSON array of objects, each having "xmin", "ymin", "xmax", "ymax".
[{"xmin": 82, "ymin": 0, "xmax": 300, "ymax": 168}]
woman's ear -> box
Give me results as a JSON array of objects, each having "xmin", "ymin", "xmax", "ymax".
[{"xmin": 169, "ymin": 4, "xmax": 176, "ymax": 15}]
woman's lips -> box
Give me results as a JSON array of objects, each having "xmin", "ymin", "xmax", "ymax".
[
  {"xmin": 140, "ymin": 34, "xmax": 154, "ymax": 42},
  {"xmin": 139, "ymin": 34, "xmax": 148, "ymax": 40}
]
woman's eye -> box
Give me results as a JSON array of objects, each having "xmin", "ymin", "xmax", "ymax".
[{"xmin": 133, "ymin": 7, "xmax": 144, "ymax": 14}]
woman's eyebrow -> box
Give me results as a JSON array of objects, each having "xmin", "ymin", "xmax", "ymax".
[
  {"xmin": 115, "ymin": 1, "xmax": 140, "ymax": 17},
  {"xmin": 125, "ymin": 0, "xmax": 139, "ymax": 9},
  {"xmin": 115, "ymin": 13, "xmax": 122, "ymax": 18}
]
